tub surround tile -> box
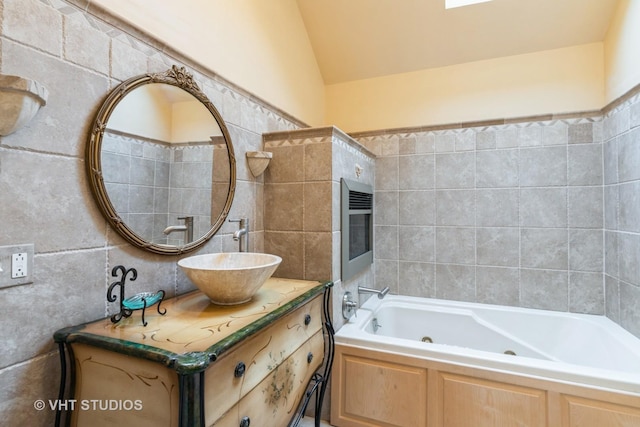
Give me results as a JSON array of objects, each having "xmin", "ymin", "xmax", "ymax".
[
  {"xmin": 375, "ymin": 226, "xmax": 398, "ymax": 260},
  {"xmin": 605, "ymin": 275, "xmax": 621, "ymax": 323},
  {"xmin": 399, "ymin": 261, "xmax": 436, "ymax": 298},
  {"xmin": 435, "ymin": 190, "xmax": 475, "ymax": 226},
  {"xmin": 568, "ymin": 144, "xmax": 603, "ymax": 186},
  {"xmin": 476, "ymin": 149, "xmax": 519, "ymax": 188},
  {"xmin": 399, "ymin": 226, "xmax": 435, "ymax": 263},
  {"xmin": 569, "ymin": 272, "xmax": 604, "ymax": 314},
  {"xmin": 519, "ymin": 188, "xmax": 567, "ymax": 228},
  {"xmin": 568, "ymin": 187, "xmax": 603, "ymax": 229},
  {"xmin": 620, "ymin": 282, "xmax": 640, "ymax": 337},
  {"xmin": 476, "ymin": 228, "xmax": 519, "ymax": 267},
  {"xmin": 476, "ymin": 266, "xmax": 519, "ymax": 306},
  {"xmin": 435, "ymin": 264, "xmax": 475, "ymax": 302},
  {"xmin": 569, "ymin": 229, "xmax": 603, "ymax": 273},
  {"xmin": 521, "ymin": 228, "xmax": 568, "ymax": 270},
  {"xmin": 475, "ymin": 189, "xmax": 519, "ymax": 227},
  {"xmin": 618, "ymin": 233, "xmax": 640, "ymax": 287},
  {"xmin": 519, "ymin": 146, "xmax": 567, "ymax": 187},
  {"xmin": 520, "ymin": 269, "xmax": 568, "ymax": 311},
  {"xmin": 605, "ymin": 231, "xmax": 619, "ymax": 278},
  {"xmin": 435, "ymin": 152, "xmax": 475, "ymax": 189},
  {"xmin": 436, "ymin": 227, "xmax": 475, "ymax": 265},
  {"xmin": 375, "ymin": 191, "xmax": 399, "ymax": 225},
  {"xmin": 618, "ymin": 181, "xmax": 640, "ymax": 233},
  {"xmin": 604, "ymin": 184, "xmax": 619, "ymax": 230},
  {"xmin": 399, "ymin": 154, "xmax": 435, "ymax": 189},
  {"xmin": 399, "ymin": 190, "xmax": 435, "ymax": 226},
  {"xmin": 375, "ymin": 156, "xmax": 399, "ymax": 190}
]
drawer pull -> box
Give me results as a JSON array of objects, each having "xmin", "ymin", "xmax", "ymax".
[
  {"xmin": 304, "ymin": 314, "xmax": 312, "ymax": 325},
  {"xmin": 234, "ymin": 362, "xmax": 246, "ymax": 378},
  {"xmin": 239, "ymin": 416, "xmax": 250, "ymax": 427},
  {"xmin": 307, "ymin": 352, "xmax": 313, "ymax": 364}
]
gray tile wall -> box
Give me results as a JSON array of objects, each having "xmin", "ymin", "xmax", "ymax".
[
  {"xmin": 603, "ymin": 92, "xmax": 640, "ymax": 336},
  {"xmin": 0, "ymin": 0, "xmax": 303, "ymax": 425},
  {"xmin": 356, "ymin": 117, "xmax": 606, "ymax": 314}
]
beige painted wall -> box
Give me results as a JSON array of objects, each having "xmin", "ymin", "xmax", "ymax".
[
  {"xmin": 92, "ymin": 0, "xmax": 325, "ymax": 126},
  {"xmin": 604, "ymin": 0, "xmax": 640, "ymax": 104},
  {"xmin": 325, "ymin": 43, "xmax": 605, "ymax": 132}
]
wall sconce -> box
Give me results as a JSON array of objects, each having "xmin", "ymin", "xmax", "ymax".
[
  {"xmin": 0, "ymin": 75, "xmax": 48, "ymax": 136},
  {"xmin": 246, "ymin": 151, "xmax": 273, "ymax": 177}
]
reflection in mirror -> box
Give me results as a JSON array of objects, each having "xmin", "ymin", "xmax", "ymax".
[{"xmin": 87, "ymin": 66, "xmax": 236, "ymax": 255}]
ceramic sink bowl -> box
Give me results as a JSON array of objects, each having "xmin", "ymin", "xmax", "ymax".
[{"xmin": 178, "ymin": 252, "xmax": 282, "ymax": 305}]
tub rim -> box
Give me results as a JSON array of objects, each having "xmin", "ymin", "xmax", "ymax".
[{"xmin": 336, "ymin": 295, "xmax": 640, "ymax": 396}]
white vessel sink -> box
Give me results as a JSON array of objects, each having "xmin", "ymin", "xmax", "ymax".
[{"xmin": 178, "ymin": 252, "xmax": 282, "ymax": 305}]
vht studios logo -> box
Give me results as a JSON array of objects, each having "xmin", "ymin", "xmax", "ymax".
[{"xmin": 34, "ymin": 399, "xmax": 143, "ymax": 411}]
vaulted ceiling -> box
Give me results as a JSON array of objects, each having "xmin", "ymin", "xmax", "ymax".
[{"xmin": 296, "ymin": 0, "xmax": 620, "ymax": 84}]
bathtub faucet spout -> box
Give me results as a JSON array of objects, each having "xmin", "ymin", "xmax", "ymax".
[{"xmin": 358, "ymin": 286, "xmax": 390, "ymax": 299}]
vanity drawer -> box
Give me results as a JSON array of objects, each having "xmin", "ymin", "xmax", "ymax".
[
  {"xmin": 212, "ymin": 330, "xmax": 325, "ymax": 427},
  {"xmin": 204, "ymin": 296, "xmax": 323, "ymax": 424}
]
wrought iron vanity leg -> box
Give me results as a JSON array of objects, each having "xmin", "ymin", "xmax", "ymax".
[
  {"xmin": 54, "ymin": 342, "xmax": 66, "ymax": 427},
  {"xmin": 178, "ymin": 371, "xmax": 205, "ymax": 427},
  {"xmin": 290, "ymin": 283, "xmax": 335, "ymax": 427}
]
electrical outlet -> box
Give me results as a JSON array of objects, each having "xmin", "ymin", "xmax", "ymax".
[
  {"xmin": 0, "ymin": 244, "xmax": 34, "ymax": 289},
  {"xmin": 12, "ymin": 252, "xmax": 27, "ymax": 278}
]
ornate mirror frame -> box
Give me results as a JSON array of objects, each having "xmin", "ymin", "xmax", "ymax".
[{"xmin": 87, "ymin": 66, "xmax": 236, "ymax": 255}]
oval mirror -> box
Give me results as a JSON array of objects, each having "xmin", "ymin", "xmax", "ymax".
[{"xmin": 87, "ymin": 66, "xmax": 236, "ymax": 255}]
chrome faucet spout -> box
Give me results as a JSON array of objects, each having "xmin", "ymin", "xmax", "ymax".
[
  {"xmin": 163, "ymin": 216, "xmax": 194, "ymax": 243},
  {"xmin": 358, "ymin": 285, "xmax": 390, "ymax": 299},
  {"xmin": 229, "ymin": 217, "xmax": 250, "ymax": 252},
  {"xmin": 163, "ymin": 225, "xmax": 187, "ymax": 234}
]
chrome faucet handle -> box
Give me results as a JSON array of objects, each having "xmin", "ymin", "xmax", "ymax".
[{"xmin": 342, "ymin": 291, "xmax": 358, "ymax": 320}]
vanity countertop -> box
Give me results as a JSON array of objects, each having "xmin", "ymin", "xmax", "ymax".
[{"xmin": 54, "ymin": 277, "xmax": 330, "ymax": 374}]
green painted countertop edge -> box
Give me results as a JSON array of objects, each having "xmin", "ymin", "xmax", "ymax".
[{"xmin": 54, "ymin": 281, "xmax": 331, "ymax": 375}]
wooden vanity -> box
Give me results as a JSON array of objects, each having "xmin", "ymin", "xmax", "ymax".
[{"xmin": 54, "ymin": 278, "xmax": 333, "ymax": 427}]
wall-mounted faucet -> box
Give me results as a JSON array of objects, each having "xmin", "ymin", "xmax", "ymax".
[
  {"xmin": 163, "ymin": 216, "xmax": 194, "ymax": 243},
  {"xmin": 358, "ymin": 285, "xmax": 390, "ymax": 299},
  {"xmin": 229, "ymin": 217, "xmax": 249, "ymax": 252}
]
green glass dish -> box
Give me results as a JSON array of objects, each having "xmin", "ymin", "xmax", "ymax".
[{"xmin": 123, "ymin": 292, "xmax": 164, "ymax": 310}]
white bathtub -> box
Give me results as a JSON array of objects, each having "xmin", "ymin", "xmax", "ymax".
[{"xmin": 336, "ymin": 295, "xmax": 640, "ymax": 395}]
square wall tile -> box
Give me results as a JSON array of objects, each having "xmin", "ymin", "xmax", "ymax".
[
  {"xmin": 435, "ymin": 264, "xmax": 475, "ymax": 302},
  {"xmin": 521, "ymin": 228, "xmax": 568, "ymax": 270},
  {"xmin": 520, "ymin": 188, "xmax": 567, "ymax": 228},
  {"xmin": 436, "ymin": 227, "xmax": 475, "ymax": 265},
  {"xmin": 519, "ymin": 146, "xmax": 567, "ymax": 187},
  {"xmin": 477, "ymin": 228, "xmax": 519, "ymax": 267},
  {"xmin": 399, "ymin": 226, "xmax": 435, "ymax": 263},
  {"xmin": 476, "ymin": 149, "xmax": 518, "ymax": 188},
  {"xmin": 520, "ymin": 269, "xmax": 568, "ymax": 311},
  {"xmin": 476, "ymin": 266, "xmax": 519, "ymax": 306},
  {"xmin": 436, "ymin": 152, "xmax": 474, "ymax": 189}
]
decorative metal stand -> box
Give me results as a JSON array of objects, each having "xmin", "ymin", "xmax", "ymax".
[
  {"xmin": 107, "ymin": 265, "xmax": 166, "ymax": 326},
  {"xmin": 290, "ymin": 283, "xmax": 335, "ymax": 427}
]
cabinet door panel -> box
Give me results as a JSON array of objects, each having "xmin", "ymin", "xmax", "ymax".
[
  {"xmin": 438, "ymin": 373, "xmax": 547, "ymax": 427},
  {"xmin": 561, "ymin": 395, "xmax": 640, "ymax": 427},
  {"xmin": 337, "ymin": 355, "xmax": 428, "ymax": 427}
]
